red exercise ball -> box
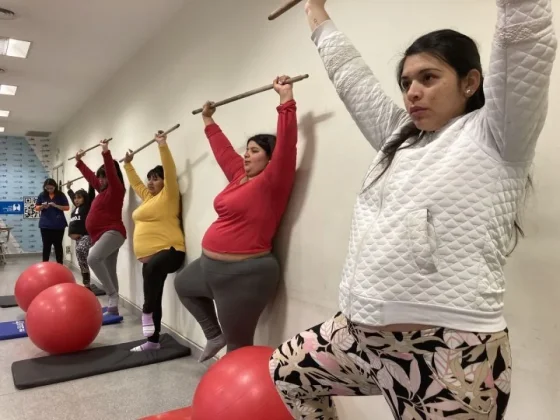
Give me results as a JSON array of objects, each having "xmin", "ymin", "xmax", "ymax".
[
  {"xmin": 26, "ymin": 283, "xmax": 103, "ymax": 354},
  {"xmin": 192, "ymin": 346, "xmax": 292, "ymax": 420},
  {"xmin": 14, "ymin": 262, "xmax": 76, "ymax": 311}
]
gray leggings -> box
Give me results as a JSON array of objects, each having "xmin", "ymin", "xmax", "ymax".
[
  {"xmin": 87, "ymin": 230, "xmax": 125, "ymax": 298},
  {"xmin": 174, "ymin": 253, "xmax": 280, "ymax": 352}
]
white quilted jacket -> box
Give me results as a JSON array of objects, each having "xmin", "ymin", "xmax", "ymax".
[{"xmin": 313, "ymin": 0, "xmax": 557, "ymax": 332}]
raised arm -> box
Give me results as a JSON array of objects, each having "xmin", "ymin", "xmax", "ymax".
[
  {"xmin": 75, "ymin": 160, "xmax": 101, "ymax": 191},
  {"xmin": 306, "ymin": 3, "xmax": 409, "ymax": 151},
  {"xmin": 67, "ymin": 188, "xmax": 76, "ymax": 202},
  {"xmin": 101, "ymin": 148, "xmax": 125, "ymax": 195},
  {"xmin": 158, "ymin": 140, "xmax": 180, "ymax": 198},
  {"xmin": 123, "ymin": 161, "xmax": 152, "ymax": 201},
  {"xmin": 201, "ymin": 103, "xmax": 245, "ymax": 182},
  {"xmin": 263, "ymin": 78, "xmax": 298, "ymax": 190},
  {"xmin": 483, "ymin": 0, "xmax": 557, "ymax": 162}
]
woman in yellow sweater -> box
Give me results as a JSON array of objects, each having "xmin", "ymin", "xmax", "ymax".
[{"xmin": 123, "ymin": 131, "xmax": 186, "ymax": 351}]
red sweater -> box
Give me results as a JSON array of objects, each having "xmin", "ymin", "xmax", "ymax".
[
  {"xmin": 76, "ymin": 150, "xmax": 126, "ymax": 244},
  {"xmin": 202, "ymin": 99, "xmax": 298, "ymax": 254}
]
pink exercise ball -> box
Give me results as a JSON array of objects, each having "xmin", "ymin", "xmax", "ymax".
[
  {"xmin": 26, "ymin": 283, "xmax": 103, "ymax": 354},
  {"xmin": 192, "ymin": 346, "xmax": 292, "ymax": 420},
  {"xmin": 14, "ymin": 262, "xmax": 76, "ymax": 311}
]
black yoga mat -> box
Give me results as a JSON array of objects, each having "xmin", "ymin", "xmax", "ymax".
[
  {"xmin": 0, "ymin": 295, "xmax": 17, "ymax": 308},
  {"xmin": 11, "ymin": 334, "xmax": 191, "ymax": 390},
  {"xmin": 0, "ymin": 285, "xmax": 106, "ymax": 308}
]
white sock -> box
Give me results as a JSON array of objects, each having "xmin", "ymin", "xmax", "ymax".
[{"xmin": 108, "ymin": 294, "xmax": 119, "ymax": 308}]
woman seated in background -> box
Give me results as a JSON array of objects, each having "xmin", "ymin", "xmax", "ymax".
[
  {"xmin": 66, "ymin": 181, "xmax": 96, "ymax": 290},
  {"xmin": 123, "ymin": 130, "xmax": 186, "ymax": 352},
  {"xmin": 174, "ymin": 75, "xmax": 298, "ymax": 362},
  {"xmin": 36, "ymin": 178, "xmax": 70, "ymax": 265},
  {"xmin": 75, "ymin": 140, "xmax": 126, "ymax": 316}
]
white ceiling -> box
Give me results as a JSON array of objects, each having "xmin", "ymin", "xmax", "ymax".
[{"xmin": 0, "ymin": 0, "xmax": 186, "ymax": 137}]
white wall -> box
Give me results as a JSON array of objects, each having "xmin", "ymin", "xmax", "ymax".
[{"xmin": 55, "ymin": 0, "xmax": 560, "ymax": 417}]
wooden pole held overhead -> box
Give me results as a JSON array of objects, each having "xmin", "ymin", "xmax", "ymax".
[
  {"xmin": 268, "ymin": 0, "xmax": 303, "ymax": 20},
  {"xmin": 68, "ymin": 138, "xmax": 113, "ymax": 161},
  {"xmin": 191, "ymin": 74, "xmax": 309, "ymax": 115},
  {"xmin": 118, "ymin": 124, "xmax": 181, "ymax": 163}
]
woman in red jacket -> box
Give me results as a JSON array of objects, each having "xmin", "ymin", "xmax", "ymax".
[
  {"xmin": 174, "ymin": 75, "xmax": 298, "ymax": 362},
  {"xmin": 75, "ymin": 139, "xmax": 126, "ymax": 315}
]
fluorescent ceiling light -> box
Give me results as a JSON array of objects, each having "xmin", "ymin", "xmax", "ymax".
[
  {"xmin": 0, "ymin": 110, "xmax": 9, "ymax": 117},
  {"xmin": 0, "ymin": 38, "xmax": 31, "ymax": 58},
  {"xmin": 0, "ymin": 127, "xmax": 4, "ymax": 133},
  {"xmin": 0, "ymin": 84, "xmax": 17, "ymax": 95}
]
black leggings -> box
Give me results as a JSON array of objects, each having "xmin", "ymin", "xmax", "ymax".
[
  {"xmin": 40, "ymin": 228, "xmax": 65, "ymax": 264},
  {"xmin": 143, "ymin": 247, "xmax": 185, "ymax": 343}
]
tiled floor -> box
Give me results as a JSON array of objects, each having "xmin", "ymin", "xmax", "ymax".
[{"xmin": 0, "ymin": 257, "xmax": 207, "ymax": 420}]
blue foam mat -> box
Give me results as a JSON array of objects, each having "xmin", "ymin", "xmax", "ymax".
[{"xmin": 0, "ymin": 307, "xmax": 123, "ymax": 341}]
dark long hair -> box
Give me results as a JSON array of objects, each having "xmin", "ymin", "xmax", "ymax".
[
  {"xmin": 43, "ymin": 178, "xmax": 64, "ymax": 197},
  {"xmin": 73, "ymin": 187, "xmax": 96, "ymax": 209},
  {"xmin": 96, "ymin": 160, "xmax": 125, "ymax": 187},
  {"xmin": 247, "ymin": 134, "xmax": 276, "ymax": 159},
  {"xmin": 365, "ymin": 29, "xmax": 528, "ymax": 253},
  {"xmin": 147, "ymin": 165, "xmax": 164, "ymax": 180}
]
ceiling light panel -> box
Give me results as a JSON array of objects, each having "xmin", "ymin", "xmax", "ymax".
[
  {"xmin": 0, "ymin": 85, "xmax": 17, "ymax": 95},
  {"xmin": 0, "ymin": 127, "xmax": 5, "ymax": 133},
  {"xmin": 0, "ymin": 38, "xmax": 31, "ymax": 58},
  {"xmin": 0, "ymin": 110, "xmax": 9, "ymax": 117}
]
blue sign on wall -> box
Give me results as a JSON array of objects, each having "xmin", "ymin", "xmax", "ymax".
[{"xmin": 0, "ymin": 201, "xmax": 24, "ymax": 215}]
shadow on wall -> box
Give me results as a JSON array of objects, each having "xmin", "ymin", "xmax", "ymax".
[
  {"xmin": 125, "ymin": 181, "xmax": 142, "ymax": 299},
  {"xmin": 168, "ymin": 152, "xmax": 209, "ymax": 335},
  {"xmin": 255, "ymin": 110, "xmax": 335, "ymax": 347}
]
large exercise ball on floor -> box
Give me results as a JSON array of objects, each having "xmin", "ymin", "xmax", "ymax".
[
  {"xmin": 26, "ymin": 283, "xmax": 103, "ymax": 354},
  {"xmin": 192, "ymin": 346, "xmax": 291, "ymax": 420},
  {"xmin": 14, "ymin": 262, "xmax": 76, "ymax": 311}
]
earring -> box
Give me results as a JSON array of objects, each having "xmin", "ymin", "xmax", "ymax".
[{"xmin": 466, "ymin": 89, "xmax": 472, "ymax": 96}]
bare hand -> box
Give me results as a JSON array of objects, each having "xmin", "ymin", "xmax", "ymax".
[
  {"xmin": 273, "ymin": 75, "xmax": 294, "ymax": 103},
  {"xmin": 66, "ymin": 181, "xmax": 73, "ymax": 189},
  {"xmin": 41, "ymin": 202, "xmax": 48, "ymax": 209},
  {"xmin": 202, "ymin": 101, "xmax": 216, "ymax": 118},
  {"xmin": 123, "ymin": 149, "xmax": 134, "ymax": 164},
  {"xmin": 75, "ymin": 149, "xmax": 86, "ymax": 161},
  {"xmin": 48, "ymin": 202, "xmax": 56, "ymax": 208},
  {"xmin": 154, "ymin": 130, "xmax": 167, "ymax": 145},
  {"xmin": 100, "ymin": 139, "xmax": 109, "ymax": 153}
]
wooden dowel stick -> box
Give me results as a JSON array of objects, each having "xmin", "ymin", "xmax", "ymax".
[
  {"xmin": 191, "ymin": 74, "xmax": 309, "ymax": 115},
  {"xmin": 65, "ymin": 175, "xmax": 84, "ymax": 186},
  {"xmin": 268, "ymin": 0, "xmax": 303, "ymax": 21},
  {"xmin": 68, "ymin": 138, "xmax": 113, "ymax": 161},
  {"xmin": 118, "ymin": 124, "xmax": 181, "ymax": 163}
]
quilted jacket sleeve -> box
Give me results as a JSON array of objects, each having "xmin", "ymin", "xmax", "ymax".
[
  {"xmin": 312, "ymin": 20, "xmax": 410, "ymax": 151},
  {"xmin": 483, "ymin": 0, "xmax": 557, "ymax": 162}
]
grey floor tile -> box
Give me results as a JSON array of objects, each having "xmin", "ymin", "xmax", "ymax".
[{"xmin": 0, "ymin": 258, "xmax": 203, "ymax": 419}]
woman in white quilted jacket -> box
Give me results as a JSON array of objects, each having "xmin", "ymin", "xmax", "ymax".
[{"xmin": 270, "ymin": 0, "xmax": 557, "ymax": 419}]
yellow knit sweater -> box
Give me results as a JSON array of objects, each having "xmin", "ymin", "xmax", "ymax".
[{"xmin": 124, "ymin": 144, "xmax": 185, "ymax": 259}]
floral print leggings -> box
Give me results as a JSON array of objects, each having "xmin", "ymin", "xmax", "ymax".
[{"xmin": 270, "ymin": 312, "xmax": 511, "ymax": 420}]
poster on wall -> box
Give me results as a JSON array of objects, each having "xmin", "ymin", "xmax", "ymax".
[
  {"xmin": 0, "ymin": 136, "xmax": 51, "ymax": 254},
  {"xmin": 23, "ymin": 196, "xmax": 39, "ymax": 219},
  {"xmin": 0, "ymin": 201, "xmax": 24, "ymax": 215}
]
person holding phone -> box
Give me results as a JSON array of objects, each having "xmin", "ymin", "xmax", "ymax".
[{"xmin": 35, "ymin": 178, "xmax": 70, "ymax": 264}]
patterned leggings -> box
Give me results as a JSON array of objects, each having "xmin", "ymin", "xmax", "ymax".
[
  {"xmin": 75, "ymin": 235, "xmax": 92, "ymax": 274},
  {"xmin": 270, "ymin": 312, "xmax": 512, "ymax": 420}
]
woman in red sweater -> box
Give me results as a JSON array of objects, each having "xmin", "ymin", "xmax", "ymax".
[
  {"xmin": 75, "ymin": 140, "xmax": 127, "ymax": 315},
  {"xmin": 175, "ymin": 75, "xmax": 298, "ymax": 362}
]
